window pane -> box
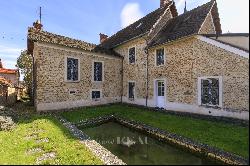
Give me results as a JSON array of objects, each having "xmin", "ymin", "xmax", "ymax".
[
  {"xmin": 156, "ymin": 48, "xmax": 164, "ymax": 66},
  {"xmin": 129, "ymin": 82, "xmax": 135, "ymax": 99},
  {"xmin": 201, "ymin": 78, "xmax": 219, "ymax": 106},
  {"xmin": 94, "ymin": 62, "xmax": 103, "ymax": 81},
  {"xmin": 129, "ymin": 47, "xmax": 135, "ymax": 64},
  {"xmin": 92, "ymin": 91, "xmax": 101, "ymax": 99},
  {"xmin": 67, "ymin": 58, "xmax": 78, "ymax": 81}
]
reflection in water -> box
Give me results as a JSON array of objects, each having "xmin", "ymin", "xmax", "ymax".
[{"xmin": 81, "ymin": 122, "xmax": 218, "ymax": 165}]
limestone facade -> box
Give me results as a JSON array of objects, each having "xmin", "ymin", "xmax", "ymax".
[{"xmin": 33, "ymin": 42, "xmax": 122, "ymax": 111}]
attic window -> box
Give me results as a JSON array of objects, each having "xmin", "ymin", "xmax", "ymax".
[
  {"xmin": 67, "ymin": 57, "xmax": 79, "ymax": 81},
  {"xmin": 129, "ymin": 47, "xmax": 136, "ymax": 64}
]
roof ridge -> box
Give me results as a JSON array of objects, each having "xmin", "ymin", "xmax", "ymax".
[{"xmin": 28, "ymin": 27, "xmax": 97, "ymax": 47}]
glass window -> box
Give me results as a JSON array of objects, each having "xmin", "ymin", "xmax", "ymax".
[
  {"xmin": 128, "ymin": 82, "xmax": 135, "ymax": 100},
  {"xmin": 94, "ymin": 62, "xmax": 103, "ymax": 81},
  {"xmin": 158, "ymin": 81, "xmax": 165, "ymax": 96},
  {"xmin": 129, "ymin": 47, "xmax": 136, "ymax": 64},
  {"xmin": 201, "ymin": 78, "xmax": 219, "ymax": 106},
  {"xmin": 67, "ymin": 58, "xmax": 79, "ymax": 81},
  {"xmin": 156, "ymin": 48, "xmax": 165, "ymax": 66},
  {"xmin": 92, "ymin": 91, "xmax": 101, "ymax": 99}
]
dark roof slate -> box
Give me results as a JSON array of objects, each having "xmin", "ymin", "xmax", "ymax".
[
  {"xmin": 99, "ymin": 5, "xmax": 170, "ymax": 49},
  {"xmin": 148, "ymin": 0, "xmax": 215, "ymax": 47}
]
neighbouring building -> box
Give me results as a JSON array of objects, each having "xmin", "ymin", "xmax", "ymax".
[
  {"xmin": 0, "ymin": 59, "xmax": 20, "ymax": 105},
  {"xmin": 27, "ymin": 0, "xmax": 249, "ymax": 120}
]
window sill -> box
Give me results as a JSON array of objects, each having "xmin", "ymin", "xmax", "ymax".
[
  {"xmin": 65, "ymin": 80, "xmax": 80, "ymax": 83},
  {"xmin": 200, "ymin": 104, "xmax": 222, "ymax": 109},
  {"xmin": 128, "ymin": 98, "xmax": 135, "ymax": 101},
  {"xmin": 92, "ymin": 98, "xmax": 101, "ymax": 102}
]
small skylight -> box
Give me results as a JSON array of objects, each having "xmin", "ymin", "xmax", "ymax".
[{"xmin": 136, "ymin": 22, "xmax": 143, "ymax": 29}]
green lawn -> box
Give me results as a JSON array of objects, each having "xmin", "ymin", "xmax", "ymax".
[
  {"xmin": 61, "ymin": 104, "xmax": 249, "ymax": 158},
  {"xmin": 0, "ymin": 115, "xmax": 103, "ymax": 165}
]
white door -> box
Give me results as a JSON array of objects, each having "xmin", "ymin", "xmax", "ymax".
[{"xmin": 156, "ymin": 80, "xmax": 165, "ymax": 108}]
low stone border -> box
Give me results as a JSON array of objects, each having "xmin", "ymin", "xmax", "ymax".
[
  {"xmin": 54, "ymin": 115, "xmax": 125, "ymax": 165},
  {"xmin": 121, "ymin": 103, "xmax": 249, "ymax": 127},
  {"xmin": 75, "ymin": 115, "xmax": 249, "ymax": 165}
]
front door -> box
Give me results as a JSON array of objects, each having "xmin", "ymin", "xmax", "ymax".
[{"xmin": 156, "ymin": 80, "xmax": 165, "ymax": 108}]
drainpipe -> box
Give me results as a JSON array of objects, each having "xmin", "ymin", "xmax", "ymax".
[
  {"xmin": 121, "ymin": 58, "xmax": 124, "ymax": 103},
  {"xmin": 31, "ymin": 53, "xmax": 35, "ymax": 106},
  {"xmin": 145, "ymin": 48, "xmax": 149, "ymax": 107}
]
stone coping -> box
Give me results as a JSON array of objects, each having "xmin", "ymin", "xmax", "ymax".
[
  {"xmin": 54, "ymin": 115, "xmax": 126, "ymax": 165},
  {"xmin": 74, "ymin": 115, "xmax": 249, "ymax": 165}
]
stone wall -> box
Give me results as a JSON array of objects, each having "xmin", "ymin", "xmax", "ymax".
[
  {"xmin": 0, "ymin": 85, "xmax": 17, "ymax": 106},
  {"xmin": 148, "ymin": 36, "xmax": 249, "ymax": 112},
  {"xmin": 114, "ymin": 37, "xmax": 147, "ymax": 102},
  {"xmin": 199, "ymin": 12, "xmax": 216, "ymax": 34},
  {"xmin": 33, "ymin": 42, "xmax": 123, "ymax": 111}
]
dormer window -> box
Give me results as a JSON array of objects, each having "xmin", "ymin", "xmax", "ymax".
[
  {"xmin": 129, "ymin": 47, "xmax": 136, "ymax": 64},
  {"xmin": 156, "ymin": 48, "xmax": 165, "ymax": 66}
]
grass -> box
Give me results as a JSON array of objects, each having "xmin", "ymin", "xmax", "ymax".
[
  {"xmin": 61, "ymin": 104, "xmax": 249, "ymax": 158},
  {"xmin": 0, "ymin": 115, "xmax": 103, "ymax": 165}
]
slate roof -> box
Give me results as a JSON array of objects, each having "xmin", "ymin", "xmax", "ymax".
[
  {"xmin": 202, "ymin": 33, "xmax": 249, "ymax": 53},
  {"xmin": 148, "ymin": 0, "xmax": 216, "ymax": 47},
  {"xmin": 99, "ymin": 4, "xmax": 172, "ymax": 49},
  {"xmin": 27, "ymin": 28, "xmax": 122, "ymax": 58}
]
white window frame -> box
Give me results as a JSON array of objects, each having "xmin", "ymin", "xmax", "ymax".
[
  {"xmin": 91, "ymin": 89, "xmax": 102, "ymax": 101},
  {"xmin": 128, "ymin": 81, "xmax": 136, "ymax": 101},
  {"xmin": 92, "ymin": 60, "xmax": 104, "ymax": 82},
  {"xmin": 155, "ymin": 48, "xmax": 166, "ymax": 67},
  {"xmin": 64, "ymin": 56, "xmax": 80, "ymax": 83},
  {"xmin": 128, "ymin": 46, "xmax": 136, "ymax": 65},
  {"xmin": 198, "ymin": 76, "xmax": 223, "ymax": 108}
]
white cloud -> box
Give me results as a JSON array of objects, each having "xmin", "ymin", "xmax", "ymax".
[
  {"xmin": 121, "ymin": 3, "xmax": 144, "ymax": 28},
  {"xmin": 0, "ymin": 44, "xmax": 24, "ymax": 69}
]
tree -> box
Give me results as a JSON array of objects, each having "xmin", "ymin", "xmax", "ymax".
[{"xmin": 16, "ymin": 50, "xmax": 33, "ymax": 97}]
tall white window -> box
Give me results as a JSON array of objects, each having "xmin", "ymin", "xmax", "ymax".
[
  {"xmin": 198, "ymin": 77, "xmax": 223, "ymax": 107},
  {"xmin": 67, "ymin": 57, "xmax": 79, "ymax": 81}
]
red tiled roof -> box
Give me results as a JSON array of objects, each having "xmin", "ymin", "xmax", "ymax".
[{"xmin": 0, "ymin": 68, "xmax": 18, "ymax": 74}]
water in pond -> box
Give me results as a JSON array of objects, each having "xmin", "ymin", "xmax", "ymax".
[{"xmin": 80, "ymin": 122, "xmax": 218, "ymax": 165}]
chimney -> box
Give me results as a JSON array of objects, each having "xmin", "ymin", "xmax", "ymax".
[
  {"xmin": 33, "ymin": 20, "xmax": 43, "ymax": 31},
  {"xmin": 99, "ymin": 33, "xmax": 108, "ymax": 44},
  {"xmin": 0, "ymin": 59, "xmax": 3, "ymax": 68},
  {"xmin": 160, "ymin": 0, "xmax": 172, "ymax": 8}
]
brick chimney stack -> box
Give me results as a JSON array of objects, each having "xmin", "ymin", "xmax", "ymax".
[
  {"xmin": 0, "ymin": 58, "xmax": 3, "ymax": 68},
  {"xmin": 99, "ymin": 33, "xmax": 108, "ymax": 44},
  {"xmin": 160, "ymin": 0, "xmax": 172, "ymax": 8},
  {"xmin": 33, "ymin": 20, "xmax": 43, "ymax": 31}
]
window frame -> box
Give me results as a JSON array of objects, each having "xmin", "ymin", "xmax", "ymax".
[
  {"xmin": 92, "ymin": 61, "xmax": 104, "ymax": 82},
  {"xmin": 91, "ymin": 89, "xmax": 102, "ymax": 101},
  {"xmin": 65, "ymin": 56, "xmax": 80, "ymax": 83},
  {"xmin": 198, "ymin": 76, "xmax": 223, "ymax": 108},
  {"xmin": 128, "ymin": 46, "xmax": 136, "ymax": 65},
  {"xmin": 128, "ymin": 81, "xmax": 136, "ymax": 101},
  {"xmin": 155, "ymin": 48, "xmax": 166, "ymax": 67}
]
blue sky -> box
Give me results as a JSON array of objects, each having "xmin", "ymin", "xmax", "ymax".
[{"xmin": 0, "ymin": 0, "xmax": 249, "ymax": 70}]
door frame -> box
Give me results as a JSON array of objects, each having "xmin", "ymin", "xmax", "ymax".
[{"xmin": 154, "ymin": 78, "xmax": 167, "ymax": 108}]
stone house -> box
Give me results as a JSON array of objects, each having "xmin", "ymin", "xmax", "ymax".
[
  {"xmin": 0, "ymin": 59, "xmax": 20, "ymax": 105},
  {"xmin": 27, "ymin": 0, "xmax": 249, "ymax": 120}
]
